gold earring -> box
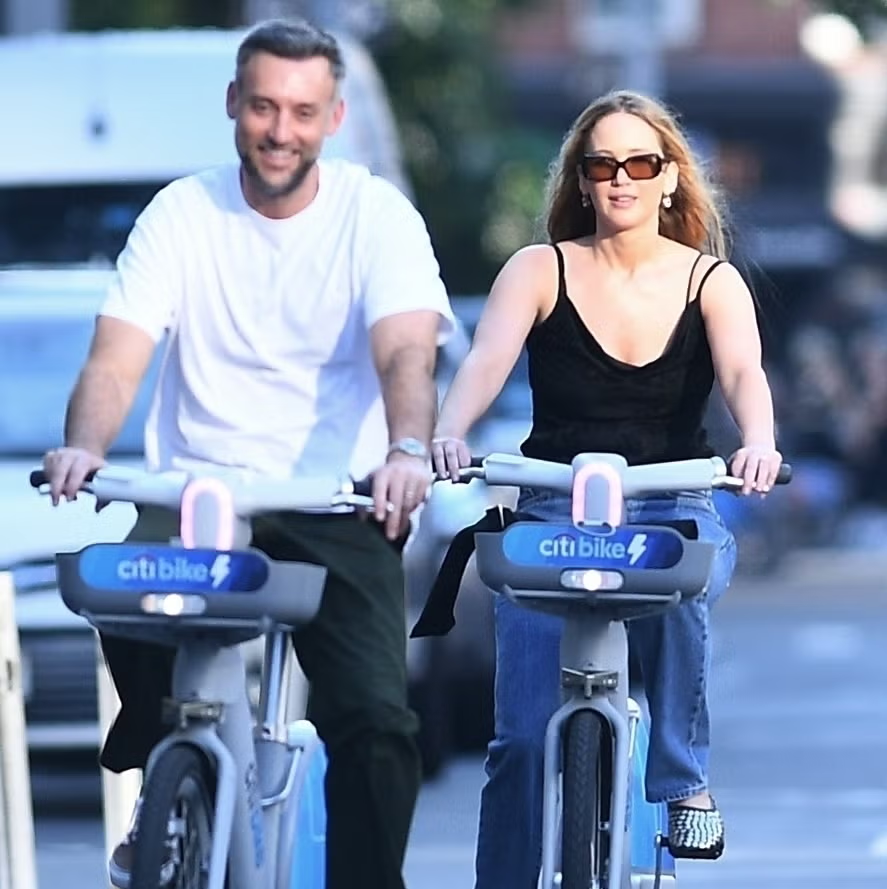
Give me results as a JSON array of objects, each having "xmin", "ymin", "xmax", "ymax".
[{"xmin": 662, "ymin": 194, "xmax": 673, "ymax": 209}]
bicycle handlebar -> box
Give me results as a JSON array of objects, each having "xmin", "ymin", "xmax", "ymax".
[
  {"xmin": 441, "ymin": 453, "xmax": 792, "ymax": 495},
  {"xmin": 29, "ymin": 467, "xmax": 376, "ymax": 514}
]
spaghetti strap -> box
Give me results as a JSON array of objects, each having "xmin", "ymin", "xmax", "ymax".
[
  {"xmin": 685, "ymin": 253, "xmax": 706, "ymax": 306},
  {"xmin": 695, "ymin": 259, "xmax": 726, "ymax": 304},
  {"xmin": 551, "ymin": 243, "xmax": 567, "ymax": 297}
]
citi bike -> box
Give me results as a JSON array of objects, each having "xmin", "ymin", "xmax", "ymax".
[
  {"xmin": 439, "ymin": 451, "xmax": 790, "ymax": 889},
  {"xmin": 31, "ymin": 465, "xmax": 379, "ymax": 889}
]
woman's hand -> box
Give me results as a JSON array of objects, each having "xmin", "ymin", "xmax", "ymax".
[
  {"xmin": 431, "ymin": 436, "xmax": 472, "ymax": 481},
  {"xmin": 729, "ymin": 444, "xmax": 783, "ymax": 495}
]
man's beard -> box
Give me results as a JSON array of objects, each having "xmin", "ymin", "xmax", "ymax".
[{"xmin": 239, "ymin": 144, "xmax": 318, "ymax": 200}]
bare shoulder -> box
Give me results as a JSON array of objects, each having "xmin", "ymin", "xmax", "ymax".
[
  {"xmin": 492, "ymin": 243, "xmax": 558, "ymax": 300},
  {"xmin": 695, "ymin": 258, "xmax": 758, "ymax": 330},
  {"xmin": 501, "ymin": 242, "xmax": 558, "ymax": 278},
  {"xmin": 699, "ymin": 258, "xmax": 750, "ymax": 294}
]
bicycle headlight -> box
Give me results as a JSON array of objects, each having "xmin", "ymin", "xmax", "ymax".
[
  {"xmin": 559, "ymin": 569, "xmax": 624, "ymax": 591},
  {"xmin": 140, "ymin": 593, "xmax": 207, "ymax": 616}
]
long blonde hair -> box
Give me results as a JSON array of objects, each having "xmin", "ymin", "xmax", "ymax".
[{"xmin": 543, "ymin": 90, "xmax": 728, "ymax": 258}]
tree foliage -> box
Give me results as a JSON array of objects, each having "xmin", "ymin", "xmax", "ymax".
[
  {"xmin": 367, "ymin": 0, "xmax": 554, "ymax": 293},
  {"xmin": 69, "ymin": 0, "xmax": 241, "ymax": 29}
]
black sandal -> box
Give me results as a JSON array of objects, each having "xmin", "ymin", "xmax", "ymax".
[{"xmin": 666, "ymin": 799, "xmax": 725, "ymax": 860}]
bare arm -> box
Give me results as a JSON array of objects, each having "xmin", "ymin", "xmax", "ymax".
[
  {"xmin": 369, "ymin": 308, "xmax": 441, "ymax": 538},
  {"xmin": 65, "ymin": 316, "xmax": 157, "ymax": 454},
  {"xmin": 371, "ymin": 308, "xmax": 441, "ymax": 449},
  {"xmin": 701, "ymin": 262, "xmax": 781, "ymax": 491},
  {"xmin": 45, "ymin": 316, "xmax": 157, "ymax": 503},
  {"xmin": 435, "ymin": 245, "xmax": 552, "ymax": 443},
  {"xmin": 46, "ymin": 187, "xmax": 183, "ymax": 502}
]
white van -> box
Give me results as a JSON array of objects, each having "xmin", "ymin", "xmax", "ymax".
[{"xmin": 0, "ymin": 26, "xmax": 410, "ymax": 269}]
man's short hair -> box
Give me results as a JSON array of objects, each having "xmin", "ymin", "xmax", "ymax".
[{"xmin": 235, "ymin": 18, "xmax": 345, "ymax": 83}]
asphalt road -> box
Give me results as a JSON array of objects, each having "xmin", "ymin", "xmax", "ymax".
[{"xmin": 25, "ymin": 549, "xmax": 887, "ymax": 888}]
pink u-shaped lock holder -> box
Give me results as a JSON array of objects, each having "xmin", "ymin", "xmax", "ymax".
[
  {"xmin": 571, "ymin": 460, "xmax": 624, "ymax": 527},
  {"xmin": 179, "ymin": 476, "xmax": 236, "ymax": 550}
]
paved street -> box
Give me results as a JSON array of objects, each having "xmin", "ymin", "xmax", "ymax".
[{"xmin": 26, "ymin": 550, "xmax": 887, "ymax": 888}]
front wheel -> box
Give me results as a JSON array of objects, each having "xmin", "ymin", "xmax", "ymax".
[
  {"xmin": 130, "ymin": 744, "xmax": 216, "ymax": 889},
  {"xmin": 561, "ymin": 710, "xmax": 607, "ymax": 889}
]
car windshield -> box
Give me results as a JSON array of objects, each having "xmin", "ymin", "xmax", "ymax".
[
  {"xmin": 0, "ymin": 182, "xmax": 165, "ymax": 268},
  {"xmin": 0, "ymin": 311, "xmax": 156, "ymax": 456}
]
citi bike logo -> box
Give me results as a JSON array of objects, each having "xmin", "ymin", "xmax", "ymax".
[
  {"xmin": 540, "ymin": 533, "xmax": 648, "ymax": 566},
  {"xmin": 117, "ymin": 553, "xmax": 232, "ymax": 589}
]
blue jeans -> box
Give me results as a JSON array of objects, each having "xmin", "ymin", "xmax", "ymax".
[{"xmin": 474, "ymin": 490, "xmax": 737, "ymax": 889}]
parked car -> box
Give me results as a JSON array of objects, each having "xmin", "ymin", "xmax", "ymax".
[{"xmin": 405, "ymin": 295, "xmax": 533, "ymax": 773}]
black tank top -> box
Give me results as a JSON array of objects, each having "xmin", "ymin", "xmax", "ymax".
[{"xmin": 520, "ymin": 244, "xmax": 722, "ymax": 466}]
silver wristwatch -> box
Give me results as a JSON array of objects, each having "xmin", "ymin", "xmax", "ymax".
[{"xmin": 387, "ymin": 437, "xmax": 430, "ymax": 460}]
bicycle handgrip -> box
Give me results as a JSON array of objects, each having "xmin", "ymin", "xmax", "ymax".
[
  {"xmin": 775, "ymin": 463, "xmax": 792, "ymax": 485},
  {"xmin": 352, "ymin": 477, "xmax": 373, "ymax": 497},
  {"xmin": 30, "ymin": 469, "xmax": 99, "ymax": 489}
]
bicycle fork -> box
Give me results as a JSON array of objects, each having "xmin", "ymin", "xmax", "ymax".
[{"xmin": 539, "ymin": 611, "xmax": 632, "ymax": 889}]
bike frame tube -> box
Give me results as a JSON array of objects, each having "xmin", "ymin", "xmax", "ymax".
[
  {"xmin": 257, "ymin": 631, "xmax": 293, "ymax": 741},
  {"xmin": 255, "ymin": 630, "xmax": 298, "ymax": 889}
]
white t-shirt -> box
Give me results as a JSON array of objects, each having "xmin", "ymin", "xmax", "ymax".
[{"xmin": 101, "ymin": 159, "xmax": 455, "ymax": 480}]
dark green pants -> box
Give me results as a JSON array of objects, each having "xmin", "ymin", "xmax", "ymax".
[{"xmin": 99, "ymin": 508, "xmax": 421, "ymax": 889}]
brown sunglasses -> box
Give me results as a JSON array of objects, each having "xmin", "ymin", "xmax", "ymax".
[{"xmin": 580, "ymin": 153, "xmax": 665, "ymax": 182}]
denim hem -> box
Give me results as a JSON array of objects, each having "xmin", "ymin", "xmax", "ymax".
[{"xmin": 652, "ymin": 782, "xmax": 709, "ymax": 805}]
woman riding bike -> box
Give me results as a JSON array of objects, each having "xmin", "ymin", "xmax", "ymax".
[{"xmin": 432, "ymin": 90, "xmax": 782, "ymax": 889}]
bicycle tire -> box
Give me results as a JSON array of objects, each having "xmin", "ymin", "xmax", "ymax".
[
  {"xmin": 130, "ymin": 744, "xmax": 216, "ymax": 889},
  {"xmin": 561, "ymin": 709, "xmax": 606, "ymax": 889}
]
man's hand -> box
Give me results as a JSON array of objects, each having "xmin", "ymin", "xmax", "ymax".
[
  {"xmin": 42, "ymin": 447, "xmax": 105, "ymax": 507},
  {"xmin": 371, "ymin": 452, "xmax": 433, "ymax": 541}
]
